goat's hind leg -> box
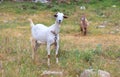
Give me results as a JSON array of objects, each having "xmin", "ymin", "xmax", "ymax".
[
  {"xmin": 47, "ymin": 43, "xmax": 51, "ymax": 66},
  {"xmin": 83, "ymin": 27, "xmax": 87, "ymax": 36},
  {"xmin": 31, "ymin": 38, "xmax": 40, "ymax": 62}
]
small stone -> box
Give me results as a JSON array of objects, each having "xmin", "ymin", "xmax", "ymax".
[
  {"xmin": 112, "ymin": 5, "xmax": 116, "ymax": 8},
  {"xmin": 98, "ymin": 70, "xmax": 110, "ymax": 77},
  {"xmin": 80, "ymin": 6, "xmax": 86, "ymax": 10},
  {"xmin": 41, "ymin": 70, "xmax": 63, "ymax": 77},
  {"xmin": 80, "ymin": 69, "xmax": 110, "ymax": 77}
]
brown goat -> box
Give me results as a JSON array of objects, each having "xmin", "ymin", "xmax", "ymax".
[{"xmin": 80, "ymin": 15, "xmax": 89, "ymax": 35}]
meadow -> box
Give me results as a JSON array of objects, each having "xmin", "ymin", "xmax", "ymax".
[{"xmin": 0, "ymin": 1, "xmax": 120, "ymax": 77}]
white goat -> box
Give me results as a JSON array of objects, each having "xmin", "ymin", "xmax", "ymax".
[{"xmin": 29, "ymin": 12, "xmax": 67, "ymax": 65}]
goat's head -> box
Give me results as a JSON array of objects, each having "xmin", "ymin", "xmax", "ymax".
[
  {"xmin": 54, "ymin": 12, "xmax": 68, "ymax": 24},
  {"xmin": 81, "ymin": 16, "xmax": 86, "ymax": 21},
  {"xmin": 81, "ymin": 13, "xmax": 86, "ymax": 21}
]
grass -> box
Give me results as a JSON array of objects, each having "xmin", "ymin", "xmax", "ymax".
[{"xmin": 0, "ymin": 1, "xmax": 120, "ymax": 77}]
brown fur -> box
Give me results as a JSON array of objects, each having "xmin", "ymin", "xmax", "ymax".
[{"xmin": 80, "ymin": 15, "xmax": 89, "ymax": 36}]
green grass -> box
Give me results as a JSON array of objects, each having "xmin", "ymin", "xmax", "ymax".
[
  {"xmin": 0, "ymin": 1, "xmax": 120, "ymax": 77},
  {"xmin": 0, "ymin": 33, "xmax": 120, "ymax": 77}
]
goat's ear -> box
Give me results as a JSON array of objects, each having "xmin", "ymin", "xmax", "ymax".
[
  {"xmin": 54, "ymin": 14, "xmax": 57, "ymax": 17},
  {"xmin": 63, "ymin": 16, "xmax": 68, "ymax": 18}
]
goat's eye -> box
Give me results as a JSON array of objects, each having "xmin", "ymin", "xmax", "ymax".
[{"xmin": 54, "ymin": 15, "xmax": 57, "ymax": 17}]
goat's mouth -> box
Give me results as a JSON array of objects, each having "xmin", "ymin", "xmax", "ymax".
[
  {"xmin": 58, "ymin": 20, "xmax": 62, "ymax": 24},
  {"xmin": 58, "ymin": 22, "xmax": 61, "ymax": 24}
]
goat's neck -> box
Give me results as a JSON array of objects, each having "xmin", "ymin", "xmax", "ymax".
[{"xmin": 52, "ymin": 22, "xmax": 60, "ymax": 34}]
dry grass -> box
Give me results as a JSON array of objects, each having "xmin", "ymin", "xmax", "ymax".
[
  {"xmin": 0, "ymin": 26, "xmax": 120, "ymax": 77},
  {"xmin": 61, "ymin": 34, "xmax": 120, "ymax": 50},
  {"xmin": 0, "ymin": 4, "xmax": 120, "ymax": 77}
]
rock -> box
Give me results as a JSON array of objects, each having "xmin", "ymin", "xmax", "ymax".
[
  {"xmin": 96, "ymin": 25, "xmax": 106, "ymax": 28},
  {"xmin": 98, "ymin": 70, "xmax": 110, "ymax": 77},
  {"xmin": 14, "ymin": 0, "xmax": 23, "ymax": 2},
  {"xmin": 33, "ymin": 0, "xmax": 48, "ymax": 3},
  {"xmin": 96, "ymin": 21, "xmax": 108, "ymax": 28},
  {"xmin": 101, "ymin": 15, "xmax": 106, "ymax": 17},
  {"xmin": 41, "ymin": 70, "xmax": 63, "ymax": 77},
  {"xmin": 80, "ymin": 69, "xmax": 96, "ymax": 77},
  {"xmin": 0, "ymin": 0, "xmax": 3, "ymax": 3},
  {"xmin": 112, "ymin": 5, "xmax": 116, "ymax": 8},
  {"xmin": 3, "ymin": 20, "xmax": 8, "ymax": 23},
  {"xmin": 116, "ymin": 29, "xmax": 120, "ymax": 32},
  {"xmin": 80, "ymin": 6, "xmax": 86, "ymax": 10},
  {"xmin": 80, "ymin": 69, "xmax": 110, "ymax": 77},
  {"xmin": 109, "ymin": 31, "xmax": 115, "ymax": 34}
]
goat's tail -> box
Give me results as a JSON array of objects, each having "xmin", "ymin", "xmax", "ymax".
[{"xmin": 28, "ymin": 18, "xmax": 34, "ymax": 28}]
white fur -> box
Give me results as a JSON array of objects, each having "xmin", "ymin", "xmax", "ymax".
[{"xmin": 29, "ymin": 12, "xmax": 67, "ymax": 65}]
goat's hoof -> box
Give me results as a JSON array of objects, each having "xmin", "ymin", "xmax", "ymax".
[
  {"xmin": 56, "ymin": 61, "xmax": 59, "ymax": 64},
  {"xmin": 48, "ymin": 63, "xmax": 50, "ymax": 66}
]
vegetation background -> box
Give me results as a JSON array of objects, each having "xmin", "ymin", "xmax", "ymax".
[{"xmin": 0, "ymin": 0, "xmax": 120, "ymax": 77}]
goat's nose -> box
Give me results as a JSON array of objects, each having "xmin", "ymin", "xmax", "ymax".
[{"xmin": 59, "ymin": 20, "xmax": 61, "ymax": 23}]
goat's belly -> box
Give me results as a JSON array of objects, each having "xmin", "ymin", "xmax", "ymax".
[
  {"xmin": 32, "ymin": 25, "xmax": 48, "ymax": 43},
  {"xmin": 32, "ymin": 32, "xmax": 47, "ymax": 43},
  {"xmin": 32, "ymin": 33, "xmax": 47, "ymax": 42},
  {"xmin": 37, "ymin": 36, "xmax": 47, "ymax": 43}
]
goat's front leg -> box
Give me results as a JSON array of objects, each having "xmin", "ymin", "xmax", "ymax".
[
  {"xmin": 55, "ymin": 38, "xmax": 59, "ymax": 64},
  {"xmin": 55, "ymin": 44, "xmax": 59, "ymax": 64},
  {"xmin": 47, "ymin": 43, "xmax": 51, "ymax": 66}
]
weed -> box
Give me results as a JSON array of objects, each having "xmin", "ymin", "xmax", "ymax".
[
  {"xmin": 94, "ymin": 44, "xmax": 102, "ymax": 55},
  {"xmin": 0, "ymin": 1, "xmax": 120, "ymax": 77}
]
